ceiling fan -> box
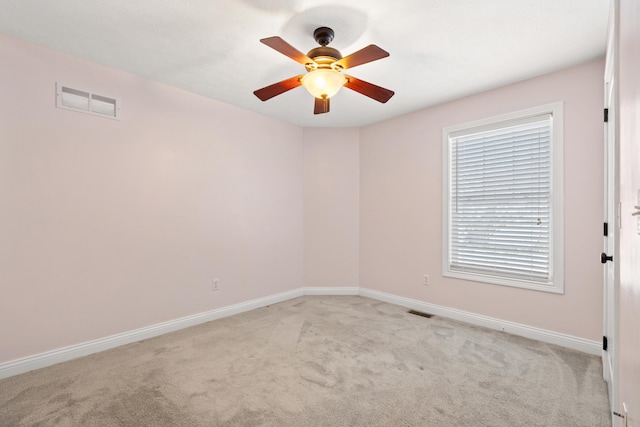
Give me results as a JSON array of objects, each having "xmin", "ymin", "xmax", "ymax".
[{"xmin": 253, "ymin": 27, "xmax": 394, "ymax": 115}]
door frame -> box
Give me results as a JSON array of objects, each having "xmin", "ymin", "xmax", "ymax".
[{"xmin": 602, "ymin": 0, "xmax": 619, "ymax": 421}]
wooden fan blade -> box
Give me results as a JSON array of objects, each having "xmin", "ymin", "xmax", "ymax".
[
  {"xmin": 343, "ymin": 75, "xmax": 394, "ymax": 103},
  {"xmin": 260, "ymin": 36, "xmax": 315, "ymax": 65},
  {"xmin": 333, "ymin": 45, "xmax": 389, "ymax": 70},
  {"xmin": 254, "ymin": 75, "xmax": 304, "ymax": 101},
  {"xmin": 314, "ymin": 97, "xmax": 330, "ymax": 115}
]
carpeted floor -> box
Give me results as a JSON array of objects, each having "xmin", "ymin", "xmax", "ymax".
[{"xmin": 0, "ymin": 296, "xmax": 611, "ymax": 426}]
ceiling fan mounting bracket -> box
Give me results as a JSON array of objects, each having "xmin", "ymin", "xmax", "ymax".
[{"xmin": 313, "ymin": 27, "xmax": 334, "ymax": 46}]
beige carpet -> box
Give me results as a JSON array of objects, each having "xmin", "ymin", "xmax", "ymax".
[{"xmin": 0, "ymin": 296, "xmax": 611, "ymax": 426}]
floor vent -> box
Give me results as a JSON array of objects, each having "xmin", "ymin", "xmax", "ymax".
[{"xmin": 408, "ymin": 309, "xmax": 433, "ymax": 318}]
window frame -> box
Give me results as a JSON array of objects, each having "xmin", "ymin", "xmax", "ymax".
[{"xmin": 442, "ymin": 102, "xmax": 564, "ymax": 294}]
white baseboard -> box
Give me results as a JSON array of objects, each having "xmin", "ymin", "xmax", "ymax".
[
  {"xmin": 0, "ymin": 286, "xmax": 600, "ymax": 380},
  {"xmin": 302, "ymin": 286, "xmax": 359, "ymax": 296},
  {"xmin": 358, "ymin": 288, "xmax": 601, "ymax": 356},
  {"xmin": 0, "ymin": 288, "xmax": 304, "ymax": 380}
]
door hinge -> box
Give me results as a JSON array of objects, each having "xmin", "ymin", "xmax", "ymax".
[
  {"xmin": 603, "ymin": 336, "xmax": 608, "ymax": 351},
  {"xmin": 604, "ymin": 108, "xmax": 609, "ymax": 123},
  {"xmin": 613, "ymin": 404, "xmax": 628, "ymax": 427},
  {"xmin": 604, "ymin": 222, "xmax": 609, "ymax": 236}
]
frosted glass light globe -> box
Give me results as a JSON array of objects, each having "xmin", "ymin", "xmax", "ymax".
[{"xmin": 301, "ymin": 69, "xmax": 346, "ymax": 99}]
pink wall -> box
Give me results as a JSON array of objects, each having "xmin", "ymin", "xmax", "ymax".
[
  {"xmin": 303, "ymin": 128, "xmax": 359, "ymax": 287},
  {"xmin": 618, "ymin": 0, "xmax": 640, "ymax": 421},
  {"xmin": 360, "ymin": 59, "xmax": 605, "ymax": 340},
  {"xmin": 0, "ymin": 30, "xmax": 613, "ymax": 369},
  {"xmin": 0, "ymin": 34, "xmax": 304, "ymax": 363}
]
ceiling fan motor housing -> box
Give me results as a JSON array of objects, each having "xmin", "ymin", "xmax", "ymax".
[{"xmin": 306, "ymin": 46, "xmax": 342, "ymax": 71}]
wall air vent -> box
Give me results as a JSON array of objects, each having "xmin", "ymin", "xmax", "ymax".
[{"xmin": 56, "ymin": 83, "xmax": 120, "ymax": 120}]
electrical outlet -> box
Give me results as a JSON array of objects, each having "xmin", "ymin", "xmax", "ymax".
[
  {"xmin": 423, "ymin": 274, "xmax": 429, "ymax": 286},
  {"xmin": 212, "ymin": 279, "xmax": 219, "ymax": 291}
]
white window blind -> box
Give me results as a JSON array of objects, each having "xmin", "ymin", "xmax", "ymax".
[
  {"xmin": 450, "ymin": 115, "xmax": 551, "ymax": 281},
  {"xmin": 443, "ymin": 103, "xmax": 563, "ymax": 293}
]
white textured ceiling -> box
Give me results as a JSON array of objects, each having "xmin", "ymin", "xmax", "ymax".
[{"xmin": 0, "ymin": 0, "xmax": 609, "ymax": 127}]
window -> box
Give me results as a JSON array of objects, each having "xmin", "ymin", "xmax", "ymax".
[{"xmin": 442, "ymin": 103, "xmax": 563, "ymax": 293}]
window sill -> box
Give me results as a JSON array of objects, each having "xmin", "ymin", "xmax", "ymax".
[{"xmin": 443, "ymin": 269, "xmax": 564, "ymax": 294}]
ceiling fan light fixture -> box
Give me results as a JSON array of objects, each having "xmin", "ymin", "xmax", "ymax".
[
  {"xmin": 301, "ymin": 69, "xmax": 346, "ymax": 99},
  {"xmin": 254, "ymin": 27, "xmax": 393, "ymax": 114}
]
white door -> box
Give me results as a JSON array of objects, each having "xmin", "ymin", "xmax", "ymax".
[{"xmin": 602, "ymin": 0, "xmax": 619, "ymax": 420}]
